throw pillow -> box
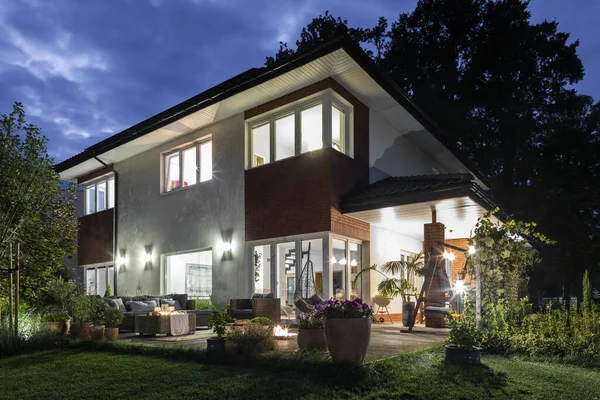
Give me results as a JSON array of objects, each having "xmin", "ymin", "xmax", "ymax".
[
  {"xmin": 251, "ymin": 293, "xmax": 264, "ymax": 299},
  {"xmin": 127, "ymin": 300, "xmax": 157, "ymax": 314},
  {"xmin": 114, "ymin": 298, "xmax": 126, "ymax": 313},
  {"xmin": 171, "ymin": 294, "xmax": 187, "ymax": 310},
  {"xmin": 309, "ymin": 294, "xmax": 324, "ymax": 305},
  {"xmin": 265, "ymin": 293, "xmax": 275, "ymax": 299},
  {"xmin": 160, "ymin": 298, "xmax": 177, "ymax": 309},
  {"xmin": 103, "ymin": 298, "xmax": 120, "ymax": 310}
]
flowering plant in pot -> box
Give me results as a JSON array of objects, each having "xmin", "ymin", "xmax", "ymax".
[
  {"xmin": 445, "ymin": 313, "xmax": 485, "ymax": 364},
  {"xmin": 297, "ymin": 304, "xmax": 326, "ymax": 350},
  {"xmin": 323, "ymin": 298, "xmax": 373, "ymax": 363},
  {"xmin": 104, "ymin": 307, "xmax": 124, "ymax": 341},
  {"xmin": 207, "ymin": 308, "xmax": 231, "ymax": 354},
  {"xmin": 44, "ymin": 308, "xmax": 70, "ymax": 334}
]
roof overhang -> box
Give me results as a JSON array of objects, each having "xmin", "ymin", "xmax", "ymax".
[{"xmin": 55, "ymin": 34, "xmax": 490, "ymax": 188}]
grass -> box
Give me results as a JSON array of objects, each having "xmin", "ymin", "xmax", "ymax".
[{"xmin": 1, "ymin": 343, "xmax": 599, "ymax": 400}]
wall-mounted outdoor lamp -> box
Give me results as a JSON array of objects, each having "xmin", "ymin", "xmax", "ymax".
[
  {"xmin": 117, "ymin": 249, "xmax": 127, "ymax": 272},
  {"xmin": 220, "ymin": 229, "xmax": 233, "ymax": 261},
  {"xmin": 144, "ymin": 245, "xmax": 153, "ymax": 270}
]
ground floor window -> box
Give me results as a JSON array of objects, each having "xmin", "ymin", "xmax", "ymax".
[
  {"xmin": 85, "ymin": 265, "xmax": 114, "ymax": 296},
  {"xmin": 253, "ymin": 244, "xmax": 271, "ymax": 294},
  {"xmin": 331, "ymin": 237, "xmax": 363, "ymax": 300},
  {"xmin": 164, "ymin": 250, "xmax": 212, "ymax": 298}
]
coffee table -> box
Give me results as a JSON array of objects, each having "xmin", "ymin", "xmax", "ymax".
[{"xmin": 134, "ymin": 313, "xmax": 196, "ymax": 336}]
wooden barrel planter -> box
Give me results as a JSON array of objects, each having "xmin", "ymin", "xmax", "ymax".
[{"xmin": 445, "ymin": 345, "xmax": 481, "ymax": 365}]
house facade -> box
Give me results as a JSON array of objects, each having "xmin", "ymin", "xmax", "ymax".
[{"xmin": 56, "ymin": 34, "xmax": 497, "ymax": 318}]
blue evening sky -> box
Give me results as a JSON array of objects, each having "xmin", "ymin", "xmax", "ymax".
[{"xmin": 1, "ymin": 0, "xmax": 598, "ymax": 162}]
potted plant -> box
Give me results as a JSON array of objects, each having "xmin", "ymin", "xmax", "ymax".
[
  {"xmin": 207, "ymin": 308, "xmax": 231, "ymax": 354},
  {"xmin": 445, "ymin": 313, "xmax": 484, "ymax": 364},
  {"xmin": 104, "ymin": 307, "xmax": 124, "ymax": 341},
  {"xmin": 91, "ymin": 298, "xmax": 108, "ymax": 341},
  {"xmin": 354, "ymin": 252, "xmax": 424, "ymax": 326},
  {"xmin": 323, "ymin": 298, "xmax": 373, "ymax": 363},
  {"xmin": 249, "ymin": 316, "xmax": 271, "ymax": 330},
  {"xmin": 297, "ymin": 304, "xmax": 326, "ymax": 350},
  {"xmin": 69, "ymin": 294, "xmax": 95, "ymax": 340},
  {"xmin": 45, "ymin": 308, "xmax": 71, "ymax": 334}
]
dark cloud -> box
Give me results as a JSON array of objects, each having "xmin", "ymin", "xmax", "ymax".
[{"xmin": 0, "ymin": 0, "xmax": 598, "ymax": 162}]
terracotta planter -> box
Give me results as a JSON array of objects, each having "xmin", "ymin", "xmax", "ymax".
[
  {"xmin": 297, "ymin": 329, "xmax": 326, "ymax": 351},
  {"xmin": 47, "ymin": 321, "xmax": 63, "ymax": 332},
  {"xmin": 445, "ymin": 345, "xmax": 481, "ymax": 365},
  {"xmin": 325, "ymin": 318, "xmax": 371, "ymax": 364},
  {"xmin": 91, "ymin": 325, "xmax": 105, "ymax": 341},
  {"xmin": 104, "ymin": 327, "xmax": 119, "ymax": 341},
  {"xmin": 70, "ymin": 322, "xmax": 92, "ymax": 340}
]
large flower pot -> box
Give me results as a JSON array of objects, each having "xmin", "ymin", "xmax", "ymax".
[
  {"xmin": 91, "ymin": 325, "xmax": 105, "ymax": 341},
  {"xmin": 325, "ymin": 318, "xmax": 371, "ymax": 364},
  {"xmin": 297, "ymin": 329, "xmax": 326, "ymax": 351},
  {"xmin": 104, "ymin": 327, "xmax": 119, "ymax": 341},
  {"xmin": 70, "ymin": 322, "xmax": 92, "ymax": 340},
  {"xmin": 402, "ymin": 302, "xmax": 415, "ymax": 326},
  {"xmin": 207, "ymin": 337, "xmax": 225, "ymax": 355},
  {"xmin": 445, "ymin": 345, "xmax": 481, "ymax": 365},
  {"xmin": 47, "ymin": 322, "xmax": 63, "ymax": 332}
]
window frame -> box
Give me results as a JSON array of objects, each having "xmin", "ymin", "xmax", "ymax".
[
  {"xmin": 245, "ymin": 89, "xmax": 353, "ymax": 169},
  {"xmin": 162, "ymin": 138, "xmax": 212, "ymax": 194},
  {"xmin": 84, "ymin": 264, "xmax": 115, "ymax": 296},
  {"xmin": 84, "ymin": 174, "xmax": 115, "ymax": 216}
]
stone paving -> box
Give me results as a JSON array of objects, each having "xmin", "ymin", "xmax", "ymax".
[{"xmin": 119, "ymin": 322, "xmax": 447, "ymax": 361}]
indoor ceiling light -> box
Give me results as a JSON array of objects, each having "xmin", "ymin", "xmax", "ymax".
[{"xmin": 339, "ymin": 258, "xmax": 347, "ymax": 266}]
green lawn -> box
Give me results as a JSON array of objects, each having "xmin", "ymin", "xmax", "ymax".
[{"xmin": 1, "ymin": 344, "xmax": 599, "ymax": 400}]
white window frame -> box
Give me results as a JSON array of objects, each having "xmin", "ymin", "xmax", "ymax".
[
  {"xmin": 84, "ymin": 264, "xmax": 115, "ymax": 296},
  {"xmin": 162, "ymin": 138, "xmax": 212, "ymax": 194},
  {"xmin": 245, "ymin": 89, "xmax": 353, "ymax": 169},
  {"xmin": 84, "ymin": 174, "xmax": 115, "ymax": 216},
  {"xmin": 329, "ymin": 234, "xmax": 364, "ymax": 301}
]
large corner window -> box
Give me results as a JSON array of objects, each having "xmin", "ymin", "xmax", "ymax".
[
  {"xmin": 164, "ymin": 139, "xmax": 212, "ymax": 193},
  {"xmin": 84, "ymin": 175, "xmax": 115, "ymax": 216},
  {"xmin": 85, "ymin": 265, "xmax": 115, "ymax": 296},
  {"xmin": 246, "ymin": 90, "xmax": 352, "ymax": 169},
  {"xmin": 165, "ymin": 250, "xmax": 212, "ymax": 298}
]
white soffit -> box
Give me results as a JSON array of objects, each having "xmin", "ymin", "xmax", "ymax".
[
  {"xmin": 348, "ymin": 197, "xmax": 498, "ymax": 241},
  {"xmin": 59, "ymin": 49, "xmax": 475, "ymax": 182}
]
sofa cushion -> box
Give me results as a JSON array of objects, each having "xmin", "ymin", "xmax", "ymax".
[
  {"xmin": 160, "ymin": 298, "xmax": 178, "ymax": 309},
  {"xmin": 114, "ymin": 298, "xmax": 126, "ymax": 312},
  {"xmin": 120, "ymin": 296, "xmax": 133, "ymax": 311},
  {"xmin": 103, "ymin": 298, "xmax": 120, "ymax": 310},
  {"xmin": 171, "ymin": 294, "xmax": 187, "ymax": 310},
  {"xmin": 127, "ymin": 300, "xmax": 157, "ymax": 314},
  {"xmin": 308, "ymin": 294, "xmax": 324, "ymax": 305},
  {"xmin": 251, "ymin": 293, "xmax": 264, "ymax": 299},
  {"xmin": 265, "ymin": 292, "xmax": 275, "ymax": 299}
]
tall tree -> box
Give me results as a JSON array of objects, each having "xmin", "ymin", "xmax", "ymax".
[
  {"xmin": 0, "ymin": 102, "xmax": 77, "ymax": 302},
  {"xmin": 267, "ymin": 1, "xmax": 599, "ymax": 298}
]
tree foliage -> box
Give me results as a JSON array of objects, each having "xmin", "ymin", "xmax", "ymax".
[
  {"xmin": 267, "ymin": 1, "xmax": 599, "ymax": 298},
  {"xmin": 0, "ymin": 102, "xmax": 77, "ymax": 301}
]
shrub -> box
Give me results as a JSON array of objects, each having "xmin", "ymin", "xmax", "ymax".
[
  {"xmin": 227, "ymin": 323, "xmax": 277, "ymax": 354},
  {"xmin": 195, "ymin": 298, "xmax": 213, "ymax": 310},
  {"xmin": 250, "ymin": 316, "xmax": 271, "ymax": 326},
  {"xmin": 208, "ymin": 308, "xmax": 231, "ymax": 338},
  {"xmin": 1, "ymin": 311, "xmax": 63, "ymax": 356},
  {"xmin": 297, "ymin": 305, "xmax": 324, "ymax": 329},
  {"xmin": 445, "ymin": 313, "xmax": 484, "ymax": 350},
  {"xmin": 44, "ymin": 308, "xmax": 70, "ymax": 322},
  {"xmin": 105, "ymin": 308, "xmax": 124, "ymax": 328}
]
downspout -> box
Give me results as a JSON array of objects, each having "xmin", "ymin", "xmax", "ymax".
[{"xmin": 94, "ymin": 155, "xmax": 118, "ymax": 296}]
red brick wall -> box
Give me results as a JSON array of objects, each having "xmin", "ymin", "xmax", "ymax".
[
  {"xmin": 78, "ymin": 209, "xmax": 113, "ymax": 265},
  {"xmin": 245, "ymin": 79, "xmax": 369, "ymax": 241},
  {"xmin": 445, "ymin": 238, "xmax": 469, "ymax": 282}
]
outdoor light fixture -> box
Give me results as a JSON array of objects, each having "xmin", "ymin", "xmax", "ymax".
[
  {"xmin": 442, "ymin": 251, "xmax": 455, "ymax": 261},
  {"xmin": 116, "ymin": 255, "xmax": 126, "ymax": 266},
  {"xmin": 144, "ymin": 245, "xmax": 153, "ymax": 269},
  {"xmin": 454, "ymin": 279, "xmax": 465, "ymax": 295},
  {"xmin": 221, "ymin": 242, "xmax": 232, "ymax": 252},
  {"xmin": 468, "ymin": 245, "xmax": 476, "ymax": 255},
  {"xmin": 339, "ymin": 258, "xmax": 347, "ymax": 266},
  {"xmin": 143, "ymin": 251, "xmax": 152, "ymax": 264}
]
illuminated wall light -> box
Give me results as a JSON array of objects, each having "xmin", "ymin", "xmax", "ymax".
[
  {"xmin": 143, "ymin": 252, "xmax": 152, "ymax": 263},
  {"xmin": 116, "ymin": 256, "xmax": 127, "ymax": 266},
  {"xmin": 468, "ymin": 245, "xmax": 476, "ymax": 255},
  {"xmin": 221, "ymin": 242, "xmax": 232, "ymax": 252},
  {"xmin": 454, "ymin": 279, "xmax": 465, "ymax": 295}
]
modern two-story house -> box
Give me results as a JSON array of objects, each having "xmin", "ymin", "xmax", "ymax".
[{"xmin": 55, "ymin": 33, "xmax": 498, "ymax": 322}]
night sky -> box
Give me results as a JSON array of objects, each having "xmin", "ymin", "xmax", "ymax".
[{"xmin": 1, "ymin": 0, "xmax": 598, "ymax": 162}]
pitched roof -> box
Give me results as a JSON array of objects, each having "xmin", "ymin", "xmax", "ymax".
[
  {"xmin": 54, "ymin": 29, "xmax": 490, "ymax": 189},
  {"xmin": 341, "ymin": 173, "xmax": 497, "ymax": 213}
]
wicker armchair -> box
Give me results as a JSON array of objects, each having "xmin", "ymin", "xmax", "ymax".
[{"xmin": 229, "ymin": 298, "xmax": 281, "ymax": 324}]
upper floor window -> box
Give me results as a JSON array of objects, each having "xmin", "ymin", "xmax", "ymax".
[
  {"xmin": 246, "ymin": 90, "xmax": 353, "ymax": 169},
  {"xmin": 85, "ymin": 175, "xmax": 115, "ymax": 215},
  {"xmin": 164, "ymin": 139, "xmax": 212, "ymax": 193}
]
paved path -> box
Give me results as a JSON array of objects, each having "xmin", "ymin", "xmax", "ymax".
[{"xmin": 119, "ymin": 323, "xmax": 447, "ymax": 361}]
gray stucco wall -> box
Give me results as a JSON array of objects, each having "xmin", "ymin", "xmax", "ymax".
[{"xmin": 114, "ymin": 114, "xmax": 247, "ymax": 306}]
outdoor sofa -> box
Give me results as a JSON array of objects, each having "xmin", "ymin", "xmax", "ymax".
[{"xmin": 229, "ymin": 294, "xmax": 281, "ymax": 324}]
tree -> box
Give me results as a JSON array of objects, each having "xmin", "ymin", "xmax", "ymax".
[
  {"xmin": 0, "ymin": 102, "xmax": 77, "ymax": 303},
  {"xmin": 267, "ymin": 1, "xmax": 599, "ymax": 299}
]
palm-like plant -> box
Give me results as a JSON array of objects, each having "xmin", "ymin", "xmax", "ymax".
[{"xmin": 354, "ymin": 252, "xmax": 425, "ymax": 302}]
